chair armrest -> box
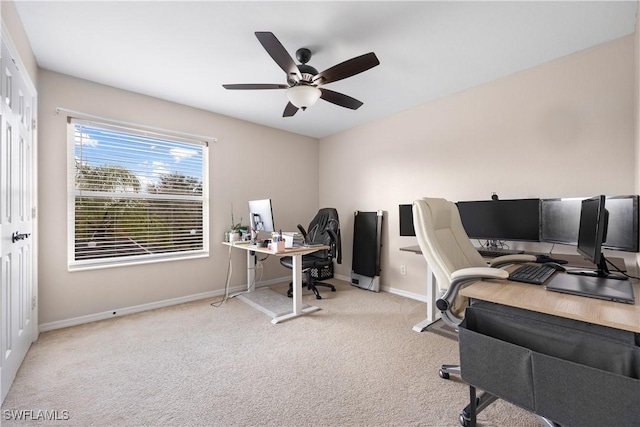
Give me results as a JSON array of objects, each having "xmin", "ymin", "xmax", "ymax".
[
  {"xmin": 297, "ymin": 224, "xmax": 308, "ymax": 241},
  {"xmin": 489, "ymin": 254, "xmax": 536, "ymax": 268},
  {"xmin": 437, "ymin": 267, "xmax": 509, "ymax": 326},
  {"xmin": 451, "ymin": 267, "xmax": 509, "ymax": 281},
  {"xmin": 326, "ymin": 229, "xmax": 342, "ymax": 264}
]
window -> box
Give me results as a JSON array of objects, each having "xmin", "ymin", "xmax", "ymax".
[{"xmin": 68, "ymin": 118, "xmax": 209, "ymax": 269}]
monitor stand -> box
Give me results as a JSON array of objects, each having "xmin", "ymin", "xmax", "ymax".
[{"xmin": 566, "ymin": 255, "xmax": 628, "ymax": 280}]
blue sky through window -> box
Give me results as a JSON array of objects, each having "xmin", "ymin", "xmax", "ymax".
[{"xmin": 74, "ymin": 122, "xmax": 204, "ymax": 194}]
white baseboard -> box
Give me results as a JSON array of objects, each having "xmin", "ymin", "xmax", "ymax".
[
  {"xmin": 38, "ymin": 277, "xmax": 290, "ymax": 332},
  {"xmin": 38, "ymin": 290, "xmax": 220, "ymax": 332},
  {"xmin": 39, "ymin": 275, "xmax": 426, "ymax": 332},
  {"xmin": 335, "ymin": 273, "xmax": 428, "ymax": 302},
  {"xmin": 382, "ymin": 286, "xmax": 429, "ymax": 303}
]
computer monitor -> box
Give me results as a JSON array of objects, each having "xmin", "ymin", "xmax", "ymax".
[
  {"xmin": 568, "ymin": 195, "xmax": 626, "ymax": 280},
  {"xmin": 399, "ymin": 204, "xmax": 415, "ymax": 236},
  {"xmin": 248, "ymin": 199, "xmax": 275, "ymax": 242},
  {"xmin": 540, "ymin": 195, "xmax": 639, "ymax": 252},
  {"xmin": 456, "ymin": 198, "xmax": 540, "ymax": 244}
]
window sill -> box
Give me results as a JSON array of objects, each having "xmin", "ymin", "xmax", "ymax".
[{"xmin": 68, "ymin": 251, "xmax": 209, "ymax": 272}]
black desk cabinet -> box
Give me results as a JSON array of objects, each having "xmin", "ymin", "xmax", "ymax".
[{"xmin": 458, "ymin": 301, "xmax": 640, "ymax": 427}]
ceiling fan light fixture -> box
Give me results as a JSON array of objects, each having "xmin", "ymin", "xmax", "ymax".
[{"xmin": 287, "ymin": 85, "xmax": 321, "ymax": 110}]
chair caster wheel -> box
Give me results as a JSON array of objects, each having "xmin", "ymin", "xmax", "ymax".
[
  {"xmin": 315, "ymin": 295, "xmax": 322, "ymax": 300},
  {"xmin": 287, "ymin": 290, "xmax": 292, "ymax": 298},
  {"xmin": 331, "ymin": 288, "xmax": 336, "ymax": 292},
  {"xmin": 459, "ymin": 413, "xmax": 470, "ymax": 427},
  {"xmin": 439, "ymin": 369, "xmax": 450, "ymax": 380}
]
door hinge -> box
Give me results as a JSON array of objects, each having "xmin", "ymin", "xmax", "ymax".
[
  {"xmin": 32, "ymin": 118, "xmax": 36, "ymax": 130},
  {"xmin": 31, "ymin": 295, "xmax": 37, "ymax": 309},
  {"xmin": 32, "ymin": 206, "xmax": 36, "ymax": 218}
]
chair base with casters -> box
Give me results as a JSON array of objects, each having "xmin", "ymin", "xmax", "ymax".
[
  {"xmin": 280, "ymin": 256, "xmax": 336, "ymax": 300},
  {"xmin": 439, "ymin": 364, "xmax": 460, "ymax": 380}
]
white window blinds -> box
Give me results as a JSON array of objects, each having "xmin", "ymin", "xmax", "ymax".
[{"xmin": 68, "ymin": 118, "xmax": 209, "ymax": 269}]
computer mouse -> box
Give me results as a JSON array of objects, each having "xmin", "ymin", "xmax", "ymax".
[
  {"xmin": 543, "ymin": 262, "xmax": 566, "ymax": 272},
  {"xmin": 535, "ymin": 254, "xmax": 568, "ymax": 265}
]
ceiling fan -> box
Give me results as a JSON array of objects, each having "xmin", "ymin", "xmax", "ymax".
[{"xmin": 223, "ymin": 32, "xmax": 380, "ymax": 117}]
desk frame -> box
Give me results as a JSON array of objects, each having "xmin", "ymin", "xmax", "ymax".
[
  {"xmin": 223, "ymin": 242, "xmax": 329, "ymax": 324},
  {"xmin": 400, "ymin": 245, "xmax": 441, "ymax": 331}
]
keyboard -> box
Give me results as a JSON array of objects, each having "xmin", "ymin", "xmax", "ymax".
[
  {"xmin": 509, "ymin": 264, "xmax": 557, "ymax": 285},
  {"xmin": 477, "ymin": 248, "xmax": 525, "ymax": 258}
]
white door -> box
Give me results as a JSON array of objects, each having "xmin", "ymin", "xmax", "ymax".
[{"xmin": 0, "ymin": 33, "xmax": 36, "ymax": 403}]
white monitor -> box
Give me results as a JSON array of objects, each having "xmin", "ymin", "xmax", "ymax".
[{"xmin": 248, "ymin": 199, "xmax": 275, "ymax": 241}]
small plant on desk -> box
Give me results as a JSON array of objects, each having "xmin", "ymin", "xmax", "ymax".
[{"xmin": 227, "ymin": 204, "xmax": 248, "ymax": 242}]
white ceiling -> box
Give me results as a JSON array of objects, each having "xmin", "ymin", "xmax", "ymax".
[{"xmin": 13, "ymin": 1, "xmax": 638, "ymax": 139}]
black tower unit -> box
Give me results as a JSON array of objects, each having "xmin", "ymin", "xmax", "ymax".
[{"xmin": 351, "ymin": 210, "xmax": 383, "ymax": 292}]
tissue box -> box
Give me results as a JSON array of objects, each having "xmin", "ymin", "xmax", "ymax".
[{"xmin": 282, "ymin": 233, "xmax": 294, "ymax": 248}]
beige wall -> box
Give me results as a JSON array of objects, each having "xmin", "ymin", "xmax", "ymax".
[
  {"xmin": 319, "ymin": 35, "xmax": 636, "ymax": 298},
  {"xmin": 1, "ymin": 0, "xmax": 37, "ymax": 85},
  {"xmin": 37, "ymin": 70, "xmax": 319, "ymax": 325}
]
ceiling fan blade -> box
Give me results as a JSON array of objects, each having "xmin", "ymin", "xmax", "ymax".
[
  {"xmin": 222, "ymin": 84, "xmax": 288, "ymax": 90},
  {"xmin": 313, "ymin": 52, "xmax": 380, "ymax": 85},
  {"xmin": 283, "ymin": 102, "xmax": 299, "ymax": 117},
  {"xmin": 255, "ymin": 32, "xmax": 301, "ymax": 81},
  {"xmin": 319, "ymin": 88, "xmax": 364, "ymax": 110}
]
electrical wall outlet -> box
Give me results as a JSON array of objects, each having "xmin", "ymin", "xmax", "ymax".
[{"xmin": 400, "ymin": 265, "xmax": 407, "ymax": 275}]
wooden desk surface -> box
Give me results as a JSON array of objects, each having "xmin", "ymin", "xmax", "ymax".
[
  {"xmin": 400, "ymin": 245, "xmax": 627, "ymax": 271},
  {"xmin": 460, "ymin": 268, "xmax": 640, "ymax": 333}
]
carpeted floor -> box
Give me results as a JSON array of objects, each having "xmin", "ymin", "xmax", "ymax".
[
  {"xmin": 425, "ymin": 319, "xmax": 458, "ymax": 342},
  {"xmin": 2, "ymin": 280, "xmax": 539, "ymax": 426}
]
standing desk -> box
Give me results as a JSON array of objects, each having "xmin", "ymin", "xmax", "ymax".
[
  {"xmin": 400, "ymin": 244, "xmax": 630, "ymax": 333},
  {"xmin": 223, "ymin": 241, "xmax": 329, "ymax": 324},
  {"xmin": 458, "ymin": 268, "xmax": 640, "ymax": 427}
]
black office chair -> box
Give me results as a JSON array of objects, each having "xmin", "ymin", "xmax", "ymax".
[{"xmin": 280, "ymin": 208, "xmax": 342, "ymax": 300}]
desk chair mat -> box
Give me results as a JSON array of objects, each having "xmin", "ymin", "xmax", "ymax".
[
  {"xmin": 237, "ymin": 288, "xmax": 309, "ymax": 319},
  {"xmin": 425, "ymin": 319, "xmax": 458, "ymax": 342}
]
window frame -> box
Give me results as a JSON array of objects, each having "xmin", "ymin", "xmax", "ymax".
[{"xmin": 67, "ymin": 117, "xmax": 210, "ymax": 271}]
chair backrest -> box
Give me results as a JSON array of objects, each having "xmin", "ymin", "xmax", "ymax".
[
  {"xmin": 412, "ymin": 198, "xmax": 485, "ymax": 292},
  {"xmin": 305, "ymin": 208, "xmax": 342, "ymax": 263}
]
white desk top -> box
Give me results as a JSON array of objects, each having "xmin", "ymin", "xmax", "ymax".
[{"xmin": 223, "ymin": 241, "xmax": 329, "ymax": 256}]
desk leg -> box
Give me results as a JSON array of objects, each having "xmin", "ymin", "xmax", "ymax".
[
  {"xmin": 412, "ymin": 263, "xmax": 441, "ymax": 332},
  {"xmin": 271, "ymin": 253, "xmax": 320, "ymax": 324},
  {"xmin": 246, "ymin": 250, "xmax": 256, "ymax": 292},
  {"xmin": 292, "ymin": 253, "xmax": 303, "ymax": 315},
  {"xmin": 468, "ymin": 386, "xmax": 477, "ymax": 427}
]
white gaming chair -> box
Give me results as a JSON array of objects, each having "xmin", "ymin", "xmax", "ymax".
[
  {"xmin": 412, "ymin": 198, "xmax": 535, "ymax": 333},
  {"xmin": 413, "ymin": 198, "xmax": 563, "ymax": 427}
]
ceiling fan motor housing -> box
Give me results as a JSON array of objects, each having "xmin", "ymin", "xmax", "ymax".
[
  {"xmin": 292, "ymin": 48, "xmax": 318, "ymax": 85},
  {"xmin": 296, "ymin": 64, "xmax": 319, "ymax": 84}
]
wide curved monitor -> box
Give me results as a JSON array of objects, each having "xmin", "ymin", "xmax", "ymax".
[{"xmin": 456, "ymin": 198, "xmax": 540, "ymax": 242}]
